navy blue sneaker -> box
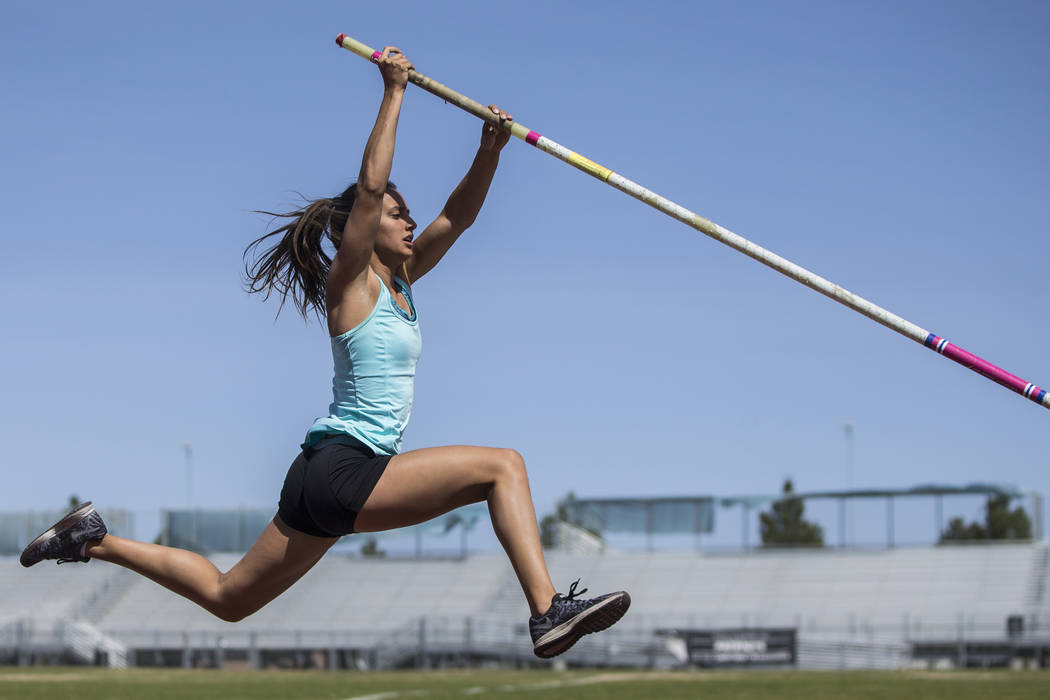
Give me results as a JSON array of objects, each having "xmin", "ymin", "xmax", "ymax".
[
  {"xmin": 20, "ymin": 502, "xmax": 108, "ymax": 567},
  {"xmin": 529, "ymin": 579, "xmax": 631, "ymax": 658}
]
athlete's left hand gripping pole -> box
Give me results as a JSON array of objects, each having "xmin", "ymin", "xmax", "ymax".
[{"xmin": 334, "ymin": 33, "xmax": 1049, "ymax": 411}]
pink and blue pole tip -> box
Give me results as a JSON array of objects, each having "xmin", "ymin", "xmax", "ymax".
[{"xmin": 925, "ymin": 334, "xmax": 1046, "ymax": 406}]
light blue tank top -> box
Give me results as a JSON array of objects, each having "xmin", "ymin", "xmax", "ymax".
[{"xmin": 302, "ymin": 273, "xmax": 422, "ymax": 455}]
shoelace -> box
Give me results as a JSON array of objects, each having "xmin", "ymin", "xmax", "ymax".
[{"xmin": 564, "ymin": 579, "xmax": 589, "ymax": 602}]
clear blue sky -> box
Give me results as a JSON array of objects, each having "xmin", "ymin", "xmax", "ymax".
[{"xmin": 3, "ymin": 1, "xmax": 1047, "ymax": 546}]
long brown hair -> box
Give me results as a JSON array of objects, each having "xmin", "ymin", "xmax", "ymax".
[{"xmin": 243, "ymin": 181, "xmax": 398, "ymax": 320}]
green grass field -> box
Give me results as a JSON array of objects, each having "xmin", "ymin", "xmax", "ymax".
[{"xmin": 1, "ymin": 668, "xmax": 1048, "ymax": 700}]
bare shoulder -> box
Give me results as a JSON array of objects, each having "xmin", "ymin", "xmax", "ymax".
[{"xmin": 326, "ymin": 261, "xmax": 380, "ymax": 337}]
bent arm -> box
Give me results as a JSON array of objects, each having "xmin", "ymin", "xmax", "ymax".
[
  {"xmin": 406, "ymin": 105, "xmax": 512, "ymax": 283},
  {"xmin": 406, "ymin": 149, "xmax": 500, "ymax": 282}
]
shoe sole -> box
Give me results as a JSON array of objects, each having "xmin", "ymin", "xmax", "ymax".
[
  {"xmin": 533, "ymin": 591, "xmax": 631, "ymax": 659},
  {"xmin": 20, "ymin": 502, "xmax": 95, "ymax": 568}
]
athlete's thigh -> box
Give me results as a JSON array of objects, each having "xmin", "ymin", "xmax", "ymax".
[
  {"xmin": 354, "ymin": 445, "xmax": 514, "ymax": 533},
  {"xmin": 220, "ymin": 515, "xmax": 338, "ymax": 609}
]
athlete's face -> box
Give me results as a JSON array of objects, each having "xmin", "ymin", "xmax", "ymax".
[{"xmin": 374, "ymin": 191, "xmax": 416, "ymax": 259}]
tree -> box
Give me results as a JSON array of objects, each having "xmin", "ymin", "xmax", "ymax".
[
  {"xmin": 939, "ymin": 494, "xmax": 1032, "ymax": 543},
  {"xmin": 986, "ymin": 494, "xmax": 1033, "ymax": 540},
  {"xmin": 760, "ymin": 479, "xmax": 824, "ymax": 547},
  {"xmin": 360, "ymin": 536, "xmax": 386, "ymax": 557},
  {"xmin": 939, "ymin": 517, "xmax": 984, "ymax": 542}
]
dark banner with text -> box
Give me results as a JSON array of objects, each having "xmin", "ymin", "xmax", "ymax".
[{"xmin": 657, "ymin": 627, "xmax": 797, "ymax": 667}]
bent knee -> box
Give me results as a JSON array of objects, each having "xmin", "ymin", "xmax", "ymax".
[
  {"xmin": 209, "ymin": 577, "xmax": 261, "ymax": 623},
  {"xmin": 211, "ymin": 597, "xmax": 258, "ymax": 623},
  {"xmin": 213, "ymin": 606, "xmax": 246, "ymax": 624},
  {"xmin": 493, "ymin": 448, "xmax": 528, "ymax": 482}
]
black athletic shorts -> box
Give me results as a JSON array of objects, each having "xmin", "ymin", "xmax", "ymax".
[{"xmin": 277, "ymin": 438, "xmax": 391, "ymax": 537}]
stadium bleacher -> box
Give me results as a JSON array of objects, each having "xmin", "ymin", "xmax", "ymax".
[
  {"xmin": 88, "ymin": 553, "xmax": 511, "ymax": 637},
  {"xmin": 3, "ymin": 540, "xmax": 1047, "ymax": 669},
  {"xmin": 0, "ymin": 556, "xmax": 124, "ymax": 622}
]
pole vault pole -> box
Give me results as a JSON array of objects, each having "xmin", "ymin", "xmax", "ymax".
[{"xmin": 335, "ymin": 33, "xmax": 1049, "ymax": 411}]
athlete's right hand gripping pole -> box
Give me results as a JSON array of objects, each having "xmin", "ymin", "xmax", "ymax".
[{"xmin": 335, "ymin": 33, "xmax": 1049, "ymax": 411}]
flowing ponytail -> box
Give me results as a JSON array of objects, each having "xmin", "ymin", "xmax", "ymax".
[{"xmin": 243, "ymin": 181, "xmax": 397, "ymax": 321}]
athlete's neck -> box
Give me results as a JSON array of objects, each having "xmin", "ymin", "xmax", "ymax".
[{"xmin": 368, "ymin": 256, "xmax": 407, "ymax": 289}]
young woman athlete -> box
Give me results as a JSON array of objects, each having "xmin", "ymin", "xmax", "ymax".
[{"xmin": 21, "ymin": 47, "xmax": 630, "ymax": 659}]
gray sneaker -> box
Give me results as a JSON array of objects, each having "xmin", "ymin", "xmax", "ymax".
[
  {"xmin": 529, "ymin": 579, "xmax": 631, "ymax": 658},
  {"xmin": 20, "ymin": 502, "xmax": 108, "ymax": 567}
]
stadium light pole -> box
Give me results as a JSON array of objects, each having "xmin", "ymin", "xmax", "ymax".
[
  {"xmin": 181, "ymin": 442, "xmax": 193, "ymax": 507},
  {"xmin": 843, "ymin": 422, "xmax": 855, "ymax": 546},
  {"xmin": 936, "ymin": 495, "xmax": 943, "ymax": 540}
]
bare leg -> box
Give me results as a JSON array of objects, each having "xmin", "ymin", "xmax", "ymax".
[
  {"xmin": 86, "ymin": 516, "xmax": 337, "ymax": 622},
  {"xmin": 354, "ymin": 445, "xmax": 557, "ymax": 617}
]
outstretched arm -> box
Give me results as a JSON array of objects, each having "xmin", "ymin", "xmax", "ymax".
[{"xmin": 405, "ymin": 105, "xmax": 513, "ymax": 283}]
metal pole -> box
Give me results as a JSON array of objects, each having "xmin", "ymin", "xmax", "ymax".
[
  {"xmin": 838, "ymin": 497, "xmax": 846, "ymax": 549},
  {"xmin": 646, "ymin": 501, "xmax": 653, "ymax": 552},
  {"xmin": 249, "ymin": 631, "xmax": 260, "ymax": 670},
  {"xmin": 1030, "ymin": 491, "xmax": 1044, "ymax": 541},
  {"xmin": 694, "ymin": 500, "xmax": 703, "ymax": 552},
  {"xmin": 843, "ymin": 422, "xmax": 854, "ymax": 544},
  {"xmin": 843, "ymin": 422, "xmax": 855, "ymax": 490},
  {"xmin": 936, "ymin": 495, "xmax": 943, "ymax": 540},
  {"xmin": 743, "ymin": 504, "xmax": 750, "ymax": 551},
  {"xmin": 335, "ymin": 33, "xmax": 1049, "ymax": 411},
  {"xmin": 887, "ymin": 496, "xmax": 895, "ymax": 548},
  {"xmin": 181, "ymin": 442, "xmax": 193, "ymax": 507}
]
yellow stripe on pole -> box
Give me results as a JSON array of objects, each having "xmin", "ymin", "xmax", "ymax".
[{"xmin": 567, "ymin": 152, "xmax": 613, "ymax": 181}]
